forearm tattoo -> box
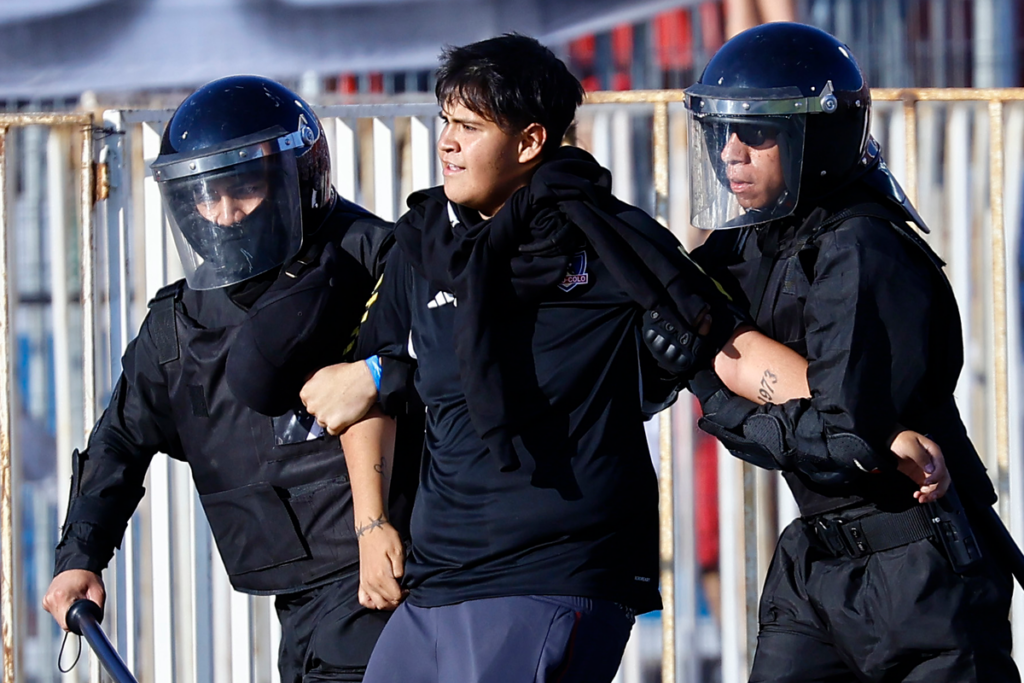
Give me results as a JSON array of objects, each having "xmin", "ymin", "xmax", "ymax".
[
  {"xmin": 374, "ymin": 456, "xmax": 386, "ymax": 476},
  {"xmin": 758, "ymin": 369, "xmax": 778, "ymax": 404},
  {"xmin": 356, "ymin": 514, "xmax": 388, "ymax": 538}
]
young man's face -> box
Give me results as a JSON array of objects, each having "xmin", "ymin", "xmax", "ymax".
[
  {"xmin": 720, "ymin": 123, "xmax": 787, "ymax": 210},
  {"xmin": 193, "ymin": 174, "xmax": 269, "ymax": 226},
  {"xmin": 437, "ymin": 99, "xmax": 540, "ymax": 218}
]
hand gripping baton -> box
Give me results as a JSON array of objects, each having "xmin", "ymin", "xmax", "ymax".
[{"xmin": 65, "ymin": 599, "xmax": 139, "ymax": 683}]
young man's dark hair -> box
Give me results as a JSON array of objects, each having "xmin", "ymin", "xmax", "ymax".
[{"xmin": 435, "ymin": 33, "xmax": 584, "ymax": 157}]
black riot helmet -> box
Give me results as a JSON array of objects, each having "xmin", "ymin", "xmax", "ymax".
[
  {"xmin": 151, "ymin": 75, "xmax": 332, "ymax": 289},
  {"xmin": 684, "ymin": 22, "xmax": 871, "ymax": 229}
]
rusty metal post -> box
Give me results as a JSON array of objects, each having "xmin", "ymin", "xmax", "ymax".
[
  {"xmin": 902, "ymin": 96, "xmax": 919, "ymax": 206},
  {"xmin": 989, "ymin": 100, "xmax": 1010, "ymax": 498},
  {"xmin": 652, "ymin": 100, "xmax": 676, "ymax": 683},
  {"xmin": 0, "ymin": 125, "xmax": 12, "ymax": 683}
]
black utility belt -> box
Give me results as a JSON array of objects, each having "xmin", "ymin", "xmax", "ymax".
[
  {"xmin": 806, "ymin": 497, "xmax": 984, "ymax": 573},
  {"xmin": 808, "ymin": 505, "xmax": 935, "ymax": 559}
]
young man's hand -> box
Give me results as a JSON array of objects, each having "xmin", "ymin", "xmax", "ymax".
[
  {"xmin": 889, "ymin": 430, "xmax": 950, "ymax": 503},
  {"xmin": 356, "ymin": 519, "xmax": 407, "ymax": 611},
  {"xmin": 43, "ymin": 569, "xmax": 105, "ymax": 631},
  {"xmin": 300, "ymin": 361, "xmax": 377, "ymax": 435}
]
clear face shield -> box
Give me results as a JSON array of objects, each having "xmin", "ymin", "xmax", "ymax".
[
  {"xmin": 152, "ymin": 128, "xmax": 307, "ymax": 290},
  {"xmin": 686, "ymin": 113, "xmax": 806, "ymax": 229},
  {"xmin": 684, "ymin": 87, "xmax": 821, "ymax": 230}
]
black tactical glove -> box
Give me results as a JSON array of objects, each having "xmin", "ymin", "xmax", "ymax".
[{"xmin": 642, "ymin": 309, "xmax": 700, "ymax": 378}]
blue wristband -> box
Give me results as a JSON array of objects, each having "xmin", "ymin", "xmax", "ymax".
[{"xmin": 364, "ymin": 355, "xmax": 382, "ymax": 392}]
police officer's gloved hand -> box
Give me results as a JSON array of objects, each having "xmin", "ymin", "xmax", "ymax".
[
  {"xmin": 642, "ymin": 309, "xmax": 700, "ymax": 380},
  {"xmin": 750, "ymin": 416, "xmax": 894, "ymax": 488}
]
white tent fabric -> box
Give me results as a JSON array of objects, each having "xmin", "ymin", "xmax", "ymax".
[{"xmin": 0, "ymin": 0, "xmax": 698, "ymax": 98}]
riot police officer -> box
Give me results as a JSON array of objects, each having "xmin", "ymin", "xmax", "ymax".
[
  {"xmin": 42, "ymin": 76, "xmax": 418, "ymax": 682},
  {"xmin": 682, "ymin": 23, "xmax": 1019, "ymax": 682}
]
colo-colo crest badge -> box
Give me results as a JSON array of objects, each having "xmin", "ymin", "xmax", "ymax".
[{"xmin": 559, "ymin": 250, "xmax": 590, "ymax": 292}]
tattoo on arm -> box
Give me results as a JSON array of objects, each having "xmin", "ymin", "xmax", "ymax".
[
  {"xmin": 356, "ymin": 514, "xmax": 388, "ymax": 538},
  {"xmin": 758, "ymin": 369, "xmax": 778, "ymax": 404},
  {"xmin": 374, "ymin": 456, "xmax": 386, "ymax": 476}
]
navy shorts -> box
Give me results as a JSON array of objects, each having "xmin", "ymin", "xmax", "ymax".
[{"xmin": 362, "ymin": 595, "xmax": 634, "ymax": 683}]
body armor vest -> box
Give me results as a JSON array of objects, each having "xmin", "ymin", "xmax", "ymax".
[{"xmin": 150, "ymin": 281, "xmax": 357, "ymax": 595}]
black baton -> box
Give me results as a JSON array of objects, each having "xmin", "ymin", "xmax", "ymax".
[{"xmin": 65, "ymin": 599, "xmax": 139, "ymax": 683}]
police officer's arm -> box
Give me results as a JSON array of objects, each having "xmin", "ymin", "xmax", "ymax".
[
  {"xmin": 693, "ymin": 221, "xmax": 948, "ymax": 494},
  {"xmin": 44, "ymin": 321, "xmax": 177, "ymax": 630},
  {"xmin": 713, "ymin": 326, "xmax": 811, "ymax": 404},
  {"xmin": 339, "ymin": 407, "xmax": 405, "ymax": 610}
]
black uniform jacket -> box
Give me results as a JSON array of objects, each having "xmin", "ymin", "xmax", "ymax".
[
  {"xmin": 692, "ymin": 191, "xmax": 996, "ymax": 517},
  {"xmin": 55, "ymin": 197, "xmax": 419, "ymax": 594}
]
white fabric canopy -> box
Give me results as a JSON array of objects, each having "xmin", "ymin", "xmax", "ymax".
[{"xmin": 0, "ymin": 0, "xmax": 697, "ymax": 98}]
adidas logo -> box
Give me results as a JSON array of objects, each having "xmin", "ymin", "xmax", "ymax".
[{"xmin": 427, "ymin": 291, "xmax": 457, "ymax": 309}]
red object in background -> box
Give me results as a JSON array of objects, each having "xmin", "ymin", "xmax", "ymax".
[
  {"xmin": 694, "ymin": 409, "xmax": 720, "ymax": 571},
  {"xmin": 339, "ymin": 74, "xmax": 359, "ymax": 95},
  {"xmin": 612, "ymin": 24, "xmax": 633, "ymax": 68},
  {"xmin": 654, "ymin": 8, "xmax": 694, "ymax": 70},
  {"xmin": 369, "ymin": 72, "xmax": 384, "ymax": 94},
  {"xmin": 580, "ymin": 75, "xmax": 601, "ymax": 93},
  {"xmin": 612, "ymin": 71, "xmax": 632, "ymax": 91},
  {"xmin": 570, "ymin": 34, "xmax": 597, "ymax": 69},
  {"xmin": 699, "ymin": 1, "xmax": 725, "ymax": 55}
]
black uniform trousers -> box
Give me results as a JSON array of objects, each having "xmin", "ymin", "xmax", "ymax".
[
  {"xmin": 275, "ymin": 571, "xmax": 392, "ymax": 682},
  {"xmin": 750, "ymin": 518, "xmax": 1018, "ymax": 683}
]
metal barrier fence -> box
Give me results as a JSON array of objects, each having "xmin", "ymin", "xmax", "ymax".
[{"xmin": 0, "ymin": 88, "xmax": 1022, "ymax": 682}]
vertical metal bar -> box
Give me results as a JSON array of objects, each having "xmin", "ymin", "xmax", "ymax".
[
  {"xmin": 410, "ymin": 115, "xmax": 434, "ymax": 196},
  {"xmin": 372, "ymin": 117, "xmax": 396, "ymax": 221},
  {"xmin": 611, "ymin": 111, "xmax": 633, "ymax": 205},
  {"xmin": 47, "ymin": 127, "xmax": 73, "ymax": 536},
  {"xmin": 590, "ymin": 111, "xmax": 612, "ymax": 172},
  {"xmin": 332, "ymin": 119, "xmax": 358, "ymax": 204},
  {"xmin": 0, "ymin": 125, "xmax": 13, "ymax": 683},
  {"xmin": 269, "ymin": 597, "xmax": 281, "ymax": 683},
  {"xmin": 672, "ymin": 401, "xmax": 699, "ymax": 683},
  {"xmin": 79, "ymin": 119, "xmax": 100, "ymax": 683},
  {"xmin": 989, "ymin": 99, "xmax": 1010, "ymax": 496},
  {"xmin": 718, "ymin": 442, "xmax": 744, "ymax": 682},
  {"xmin": 947, "ymin": 105, "xmax": 973, "ymax": 421},
  {"xmin": 171, "ymin": 461, "xmax": 194, "ymax": 682},
  {"xmin": 903, "ymin": 97, "xmax": 919, "ymax": 206},
  {"xmin": 742, "ymin": 462, "xmax": 757, "ymax": 671},
  {"xmin": 192, "ymin": 489, "xmax": 212, "ymax": 683},
  {"xmin": 652, "ymin": 101, "xmax": 675, "ymax": 683},
  {"xmin": 230, "ymin": 592, "xmax": 252, "ymax": 683}
]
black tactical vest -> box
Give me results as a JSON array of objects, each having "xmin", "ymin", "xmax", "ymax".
[{"xmin": 149, "ymin": 281, "xmax": 358, "ymax": 595}]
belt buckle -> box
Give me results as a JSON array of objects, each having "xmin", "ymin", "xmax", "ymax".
[
  {"xmin": 814, "ymin": 518, "xmax": 847, "ymax": 557},
  {"xmin": 815, "ymin": 517, "xmax": 869, "ymax": 558}
]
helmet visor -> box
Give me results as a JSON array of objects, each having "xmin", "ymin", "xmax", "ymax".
[
  {"xmin": 687, "ymin": 112, "xmax": 806, "ymax": 229},
  {"xmin": 158, "ymin": 154, "xmax": 302, "ymax": 290}
]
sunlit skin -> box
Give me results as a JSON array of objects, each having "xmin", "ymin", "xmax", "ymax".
[
  {"xmin": 721, "ymin": 131, "xmax": 787, "ymax": 210},
  {"xmin": 194, "ymin": 176, "xmax": 269, "ymax": 226},
  {"xmin": 438, "ymin": 100, "xmax": 545, "ymax": 218}
]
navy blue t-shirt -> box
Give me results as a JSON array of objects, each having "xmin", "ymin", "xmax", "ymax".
[{"xmin": 358, "ymin": 206, "xmax": 662, "ymax": 614}]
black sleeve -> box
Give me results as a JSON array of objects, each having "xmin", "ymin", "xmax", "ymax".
[
  {"xmin": 54, "ymin": 318, "xmax": 179, "ymax": 576},
  {"xmin": 334, "ymin": 202, "xmax": 396, "ymax": 282},
  {"xmin": 355, "ymin": 246, "xmax": 416, "ymax": 416},
  {"xmin": 698, "ymin": 219, "xmax": 935, "ymax": 479}
]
